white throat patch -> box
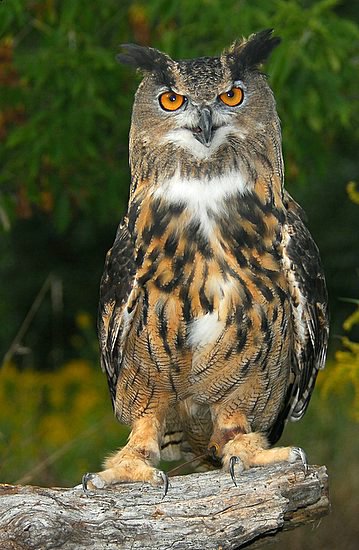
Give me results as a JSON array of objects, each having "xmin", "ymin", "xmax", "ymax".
[
  {"xmin": 155, "ymin": 170, "xmax": 248, "ymax": 210},
  {"xmin": 154, "ymin": 170, "xmax": 249, "ymax": 237}
]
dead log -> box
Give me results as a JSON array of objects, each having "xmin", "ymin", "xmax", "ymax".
[{"xmin": 0, "ymin": 463, "xmax": 329, "ymax": 549}]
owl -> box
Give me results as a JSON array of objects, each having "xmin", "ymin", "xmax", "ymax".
[{"xmin": 83, "ymin": 30, "xmax": 329, "ymax": 494}]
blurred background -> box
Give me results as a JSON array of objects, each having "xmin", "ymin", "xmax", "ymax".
[{"xmin": 0, "ymin": 1, "xmax": 358, "ymax": 548}]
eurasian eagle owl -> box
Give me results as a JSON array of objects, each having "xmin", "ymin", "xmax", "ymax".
[{"xmin": 83, "ymin": 30, "xmax": 329, "ymax": 494}]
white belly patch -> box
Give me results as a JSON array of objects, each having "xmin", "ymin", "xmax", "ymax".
[{"xmin": 187, "ymin": 312, "xmax": 225, "ymax": 348}]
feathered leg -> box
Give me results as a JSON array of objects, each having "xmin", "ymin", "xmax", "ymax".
[
  {"xmin": 208, "ymin": 408, "xmax": 307, "ymax": 484},
  {"xmin": 83, "ymin": 414, "xmax": 168, "ymax": 494}
]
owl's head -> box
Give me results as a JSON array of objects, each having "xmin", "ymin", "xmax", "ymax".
[{"xmin": 119, "ymin": 30, "xmax": 282, "ymax": 183}]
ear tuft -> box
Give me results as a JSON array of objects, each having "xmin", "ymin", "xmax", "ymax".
[
  {"xmin": 117, "ymin": 44, "xmax": 176, "ymax": 87},
  {"xmin": 226, "ymin": 29, "xmax": 281, "ymax": 77}
]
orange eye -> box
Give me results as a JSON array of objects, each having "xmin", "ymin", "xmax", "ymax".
[
  {"xmin": 219, "ymin": 87, "xmax": 244, "ymax": 107},
  {"xmin": 159, "ymin": 91, "xmax": 186, "ymax": 111}
]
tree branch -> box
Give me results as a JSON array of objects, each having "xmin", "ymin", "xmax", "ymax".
[{"xmin": 0, "ymin": 463, "xmax": 329, "ymax": 549}]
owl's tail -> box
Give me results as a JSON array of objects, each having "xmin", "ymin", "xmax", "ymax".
[
  {"xmin": 161, "ymin": 404, "xmax": 220, "ymax": 471},
  {"xmin": 160, "ymin": 406, "xmax": 183, "ymax": 461}
]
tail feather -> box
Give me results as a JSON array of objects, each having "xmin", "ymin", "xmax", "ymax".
[{"xmin": 161, "ymin": 429, "xmax": 183, "ymax": 461}]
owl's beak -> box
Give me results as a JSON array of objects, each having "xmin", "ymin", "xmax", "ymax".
[{"xmin": 195, "ymin": 107, "xmax": 213, "ymax": 147}]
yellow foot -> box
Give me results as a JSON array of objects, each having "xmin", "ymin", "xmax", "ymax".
[
  {"xmin": 222, "ymin": 433, "xmax": 308, "ymax": 486},
  {"xmin": 82, "ymin": 458, "xmax": 168, "ymax": 496}
]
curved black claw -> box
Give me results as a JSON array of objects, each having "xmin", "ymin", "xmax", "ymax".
[
  {"xmin": 82, "ymin": 472, "xmax": 95, "ymax": 496},
  {"xmin": 158, "ymin": 470, "xmax": 169, "ymax": 498},
  {"xmin": 292, "ymin": 447, "xmax": 308, "ymax": 475},
  {"xmin": 229, "ymin": 456, "xmax": 241, "ymax": 487}
]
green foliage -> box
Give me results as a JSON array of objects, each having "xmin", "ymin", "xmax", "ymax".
[
  {"xmin": 1, "ymin": 1, "xmax": 133, "ymax": 229},
  {"xmin": 320, "ymin": 182, "xmax": 359, "ymax": 421}
]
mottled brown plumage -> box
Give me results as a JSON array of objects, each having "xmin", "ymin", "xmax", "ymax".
[{"xmin": 83, "ymin": 30, "xmax": 329, "ymax": 492}]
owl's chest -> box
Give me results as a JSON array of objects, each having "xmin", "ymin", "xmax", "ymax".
[{"xmin": 133, "ymin": 177, "xmax": 288, "ymax": 353}]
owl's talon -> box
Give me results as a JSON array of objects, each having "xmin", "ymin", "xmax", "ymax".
[
  {"xmin": 158, "ymin": 470, "xmax": 169, "ymax": 497},
  {"xmin": 82, "ymin": 472, "xmax": 95, "ymax": 495},
  {"xmin": 82, "ymin": 472, "xmax": 107, "ymax": 494},
  {"xmin": 229, "ymin": 456, "xmax": 244, "ymax": 487},
  {"xmin": 290, "ymin": 447, "xmax": 308, "ymax": 475}
]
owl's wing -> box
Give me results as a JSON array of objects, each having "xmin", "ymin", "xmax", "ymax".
[
  {"xmin": 284, "ymin": 192, "xmax": 329, "ymax": 417},
  {"xmin": 98, "ymin": 218, "xmax": 136, "ymax": 407},
  {"xmin": 268, "ymin": 191, "xmax": 329, "ymax": 443}
]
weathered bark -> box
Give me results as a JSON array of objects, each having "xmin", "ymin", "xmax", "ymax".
[{"xmin": 0, "ymin": 463, "xmax": 329, "ymax": 550}]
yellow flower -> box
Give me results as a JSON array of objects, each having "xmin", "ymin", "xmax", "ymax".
[{"xmin": 347, "ymin": 181, "xmax": 359, "ymax": 205}]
